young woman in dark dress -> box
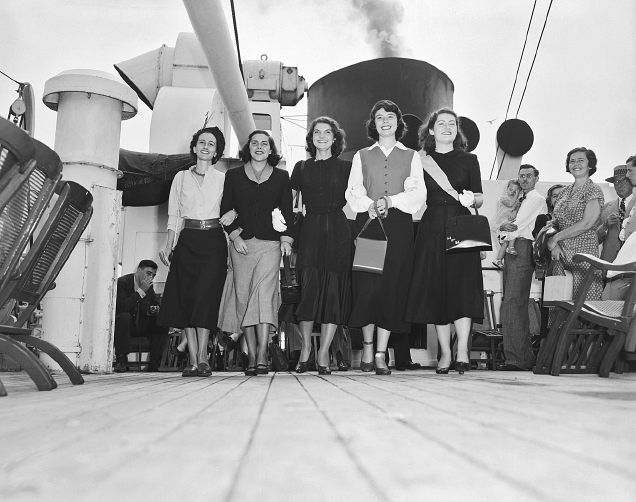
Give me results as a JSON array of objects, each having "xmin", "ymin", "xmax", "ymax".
[
  {"xmin": 346, "ymin": 100, "xmax": 426, "ymax": 375},
  {"xmin": 404, "ymin": 108, "xmax": 484, "ymax": 375},
  {"xmin": 291, "ymin": 117, "xmax": 352, "ymax": 375},
  {"xmin": 158, "ymin": 126, "xmax": 235, "ymax": 378}
]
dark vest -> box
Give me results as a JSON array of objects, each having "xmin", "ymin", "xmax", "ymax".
[{"xmin": 360, "ymin": 147, "xmax": 413, "ymax": 199}]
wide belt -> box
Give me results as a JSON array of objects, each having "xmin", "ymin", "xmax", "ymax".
[{"xmin": 184, "ymin": 218, "xmax": 221, "ymax": 230}]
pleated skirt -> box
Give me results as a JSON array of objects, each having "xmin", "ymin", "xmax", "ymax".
[
  {"xmin": 157, "ymin": 227, "xmax": 227, "ymax": 331},
  {"xmin": 404, "ymin": 203, "xmax": 484, "ymax": 325},
  {"xmin": 218, "ymin": 238, "xmax": 281, "ymax": 333},
  {"xmin": 348, "ymin": 209, "xmax": 414, "ymax": 333}
]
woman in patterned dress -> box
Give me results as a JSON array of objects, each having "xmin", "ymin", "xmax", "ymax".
[{"xmin": 547, "ymin": 147, "xmax": 604, "ymax": 299}]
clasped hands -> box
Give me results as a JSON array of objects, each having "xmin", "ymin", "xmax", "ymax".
[{"xmin": 367, "ymin": 197, "xmax": 390, "ymax": 218}]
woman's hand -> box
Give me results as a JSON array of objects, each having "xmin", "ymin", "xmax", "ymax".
[
  {"xmin": 272, "ymin": 208, "xmax": 287, "ymax": 232},
  {"xmin": 547, "ymin": 234, "xmax": 559, "ymax": 251},
  {"xmin": 159, "ymin": 247, "xmax": 171, "ymax": 267},
  {"xmin": 281, "ymin": 241, "xmax": 292, "ymax": 256},
  {"xmin": 220, "ymin": 209, "xmax": 237, "ymax": 226},
  {"xmin": 232, "ymin": 236, "xmax": 248, "ymax": 255},
  {"xmin": 367, "ymin": 201, "xmax": 378, "ymax": 219},
  {"xmin": 459, "ymin": 190, "xmax": 475, "ymax": 208},
  {"xmin": 551, "ymin": 243, "xmax": 563, "ymax": 261},
  {"xmin": 375, "ymin": 197, "xmax": 388, "ymax": 218}
]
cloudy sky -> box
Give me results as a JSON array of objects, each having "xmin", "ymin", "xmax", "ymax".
[{"xmin": 1, "ymin": 0, "xmax": 634, "ymax": 182}]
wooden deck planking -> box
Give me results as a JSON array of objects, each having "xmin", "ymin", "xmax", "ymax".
[{"xmin": 1, "ymin": 370, "xmax": 635, "ymax": 502}]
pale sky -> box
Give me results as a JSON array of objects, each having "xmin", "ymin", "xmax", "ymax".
[{"xmin": 1, "ymin": 0, "xmax": 634, "ymax": 183}]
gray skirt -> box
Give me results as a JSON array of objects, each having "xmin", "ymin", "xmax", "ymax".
[{"xmin": 218, "ymin": 238, "xmax": 281, "ymax": 333}]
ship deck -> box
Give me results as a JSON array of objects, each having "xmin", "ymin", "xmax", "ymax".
[{"xmin": 1, "ymin": 369, "xmax": 635, "ymax": 502}]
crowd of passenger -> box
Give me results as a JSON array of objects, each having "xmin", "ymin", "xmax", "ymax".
[{"xmin": 111, "ymin": 101, "xmax": 636, "ymax": 376}]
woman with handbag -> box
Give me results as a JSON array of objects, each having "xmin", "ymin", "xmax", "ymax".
[
  {"xmin": 158, "ymin": 126, "xmax": 235, "ymax": 378},
  {"xmin": 404, "ymin": 108, "xmax": 484, "ymax": 375},
  {"xmin": 547, "ymin": 147, "xmax": 604, "ymax": 299},
  {"xmin": 217, "ymin": 130, "xmax": 294, "ymax": 376},
  {"xmin": 291, "ymin": 116, "xmax": 352, "ymax": 375},
  {"xmin": 345, "ymin": 100, "xmax": 426, "ymax": 375}
]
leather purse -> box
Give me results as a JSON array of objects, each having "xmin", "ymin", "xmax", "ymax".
[
  {"xmin": 445, "ymin": 206, "xmax": 493, "ymax": 252},
  {"xmin": 280, "ymin": 255, "xmax": 301, "ymax": 304},
  {"xmin": 352, "ymin": 205, "xmax": 388, "ymax": 274}
]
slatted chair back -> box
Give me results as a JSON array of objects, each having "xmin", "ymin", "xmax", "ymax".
[
  {"xmin": 0, "ymin": 117, "xmax": 37, "ymax": 212},
  {"xmin": 0, "ymin": 181, "xmax": 93, "ymax": 322},
  {"xmin": 546, "ymin": 254, "xmax": 636, "ymax": 377},
  {"xmin": 0, "ymin": 126, "xmax": 63, "ymax": 293}
]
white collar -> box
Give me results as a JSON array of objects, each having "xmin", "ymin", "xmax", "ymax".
[{"xmin": 369, "ymin": 141, "xmax": 407, "ymax": 151}]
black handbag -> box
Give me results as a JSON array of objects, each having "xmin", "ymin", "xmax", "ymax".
[
  {"xmin": 352, "ymin": 203, "xmax": 388, "ymax": 274},
  {"xmin": 268, "ymin": 340, "xmax": 289, "ymax": 372},
  {"xmin": 445, "ymin": 206, "xmax": 493, "ymax": 253},
  {"xmin": 291, "ymin": 161, "xmax": 305, "ymax": 251},
  {"xmin": 280, "ymin": 255, "xmax": 301, "ymax": 304}
]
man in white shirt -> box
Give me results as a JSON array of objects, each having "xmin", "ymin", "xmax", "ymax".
[
  {"xmin": 603, "ymin": 156, "xmax": 636, "ymax": 300},
  {"xmin": 498, "ymin": 165, "xmax": 547, "ymax": 371}
]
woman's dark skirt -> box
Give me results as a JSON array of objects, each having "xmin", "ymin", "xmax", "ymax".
[
  {"xmin": 158, "ymin": 227, "xmax": 228, "ymax": 331},
  {"xmin": 348, "ymin": 209, "xmax": 414, "ymax": 333},
  {"xmin": 405, "ymin": 203, "xmax": 484, "ymax": 325}
]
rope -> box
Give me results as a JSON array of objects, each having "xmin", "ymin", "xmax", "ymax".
[
  {"xmin": 0, "ymin": 69, "xmax": 23, "ymax": 86},
  {"xmin": 229, "ymin": 0, "xmax": 244, "ymax": 80},
  {"xmin": 489, "ymin": 0, "xmax": 537, "ymax": 180}
]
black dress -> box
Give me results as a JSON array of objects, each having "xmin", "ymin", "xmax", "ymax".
[
  {"xmin": 404, "ymin": 149, "xmax": 484, "ymax": 325},
  {"xmin": 290, "ymin": 157, "xmax": 352, "ymax": 324}
]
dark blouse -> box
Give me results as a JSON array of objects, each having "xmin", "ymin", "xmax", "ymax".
[
  {"xmin": 290, "ymin": 157, "xmax": 351, "ymax": 212},
  {"xmin": 426, "ymin": 149, "xmax": 483, "ymax": 205},
  {"xmin": 221, "ymin": 164, "xmax": 293, "ymax": 242}
]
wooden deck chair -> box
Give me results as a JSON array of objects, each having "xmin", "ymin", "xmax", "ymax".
[
  {"xmin": 0, "ymin": 117, "xmax": 37, "ymax": 215},
  {"xmin": 470, "ymin": 290, "xmax": 504, "ymax": 370},
  {"xmin": 0, "ymin": 133, "xmax": 63, "ymax": 294},
  {"xmin": 534, "ymin": 254, "xmax": 636, "ymax": 377},
  {"xmin": 0, "ymin": 181, "xmax": 93, "ymax": 395}
]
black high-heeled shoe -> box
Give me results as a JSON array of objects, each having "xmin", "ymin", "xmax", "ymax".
[
  {"xmin": 435, "ymin": 366, "xmax": 450, "ymax": 375},
  {"xmin": 244, "ymin": 366, "xmax": 257, "ymax": 376},
  {"xmin": 296, "ymin": 346, "xmax": 314, "ymax": 373},
  {"xmin": 360, "ymin": 341, "xmax": 375, "ymax": 372},
  {"xmin": 317, "ymin": 364, "xmax": 331, "ymax": 375},
  {"xmin": 335, "ymin": 351, "xmax": 348, "ymax": 372},
  {"xmin": 455, "ymin": 361, "xmax": 470, "ymax": 375},
  {"xmin": 374, "ymin": 352, "xmax": 391, "ymax": 375},
  {"xmin": 255, "ymin": 363, "xmax": 269, "ymax": 375}
]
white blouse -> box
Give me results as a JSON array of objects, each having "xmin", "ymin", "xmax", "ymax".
[
  {"xmin": 167, "ymin": 167, "xmax": 225, "ymax": 234},
  {"xmin": 345, "ymin": 141, "xmax": 426, "ymax": 214}
]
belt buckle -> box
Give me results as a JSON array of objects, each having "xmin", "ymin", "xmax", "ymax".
[{"xmin": 199, "ymin": 220, "xmax": 206, "ymax": 230}]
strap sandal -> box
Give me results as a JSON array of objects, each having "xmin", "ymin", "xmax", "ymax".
[{"xmin": 255, "ymin": 364, "xmax": 269, "ymax": 375}]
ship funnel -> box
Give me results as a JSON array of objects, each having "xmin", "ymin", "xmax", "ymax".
[{"xmin": 114, "ymin": 45, "xmax": 174, "ymax": 110}]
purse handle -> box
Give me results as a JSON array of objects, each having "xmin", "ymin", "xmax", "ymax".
[
  {"xmin": 282, "ymin": 254, "xmax": 295, "ymax": 285},
  {"xmin": 356, "ymin": 200, "xmax": 388, "ymax": 241}
]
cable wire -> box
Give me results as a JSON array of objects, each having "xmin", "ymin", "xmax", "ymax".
[
  {"xmin": 229, "ymin": 0, "xmax": 244, "ymax": 80},
  {"xmin": 488, "ymin": 0, "xmax": 538, "ymax": 180},
  {"xmin": 0, "ymin": 69, "xmax": 23, "ymax": 85}
]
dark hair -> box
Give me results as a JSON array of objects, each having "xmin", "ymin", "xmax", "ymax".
[
  {"xmin": 239, "ymin": 130, "xmax": 282, "ymax": 166},
  {"xmin": 626, "ymin": 155, "xmax": 636, "ymax": 166},
  {"xmin": 189, "ymin": 126, "xmax": 226, "ymax": 164},
  {"xmin": 138, "ymin": 259, "xmax": 158, "ymax": 270},
  {"xmin": 546, "ymin": 184, "xmax": 565, "ymax": 213},
  {"xmin": 305, "ymin": 116, "xmax": 346, "ymax": 158},
  {"xmin": 365, "ymin": 100, "xmax": 406, "ymax": 142},
  {"xmin": 565, "ymin": 147, "xmax": 597, "ymax": 176},
  {"xmin": 419, "ymin": 108, "xmax": 468, "ymax": 154},
  {"xmin": 519, "ymin": 164, "xmax": 539, "ymax": 177}
]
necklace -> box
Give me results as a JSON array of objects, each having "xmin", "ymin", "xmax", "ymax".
[{"xmin": 192, "ymin": 168, "xmax": 205, "ymax": 176}]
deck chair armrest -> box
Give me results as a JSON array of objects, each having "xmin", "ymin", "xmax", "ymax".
[{"xmin": 572, "ymin": 253, "xmax": 636, "ymax": 272}]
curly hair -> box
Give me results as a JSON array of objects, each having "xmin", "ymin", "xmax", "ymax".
[
  {"xmin": 305, "ymin": 116, "xmax": 346, "ymax": 158},
  {"xmin": 419, "ymin": 108, "xmax": 468, "ymax": 155},
  {"xmin": 565, "ymin": 147, "xmax": 597, "ymax": 176},
  {"xmin": 546, "ymin": 184, "xmax": 565, "ymax": 213},
  {"xmin": 239, "ymin": 130, "xmax": 282, "ymax": 167},
  {"xmin": 189, "ymin": 126, "xmax": 225, "ymax": 164},
  {"xmin": 365, "ymin": 100, "xmax": 406, "ymax": 142}
]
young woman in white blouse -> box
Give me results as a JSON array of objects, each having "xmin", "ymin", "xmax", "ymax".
[{"xmin": 158, "ymin": 126, "xmax": 235, "ymax": 377}]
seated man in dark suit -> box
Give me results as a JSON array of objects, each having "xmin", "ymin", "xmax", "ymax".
[{"xmin": 114, "ymin": 260, "xmax": 168, "ymax": 373}]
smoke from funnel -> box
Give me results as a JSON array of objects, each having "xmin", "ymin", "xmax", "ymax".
[{"xmin": 349, "ymin": 0, "xmax": 405, "ymax": 57}]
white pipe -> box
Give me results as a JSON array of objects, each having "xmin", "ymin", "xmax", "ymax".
[{"xmin": 182, "ymin": 0, "xmax": 255, "ymax": 146}]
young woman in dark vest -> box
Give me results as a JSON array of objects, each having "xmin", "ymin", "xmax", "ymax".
[{"xmin": 345, "ymin": 100, "xmax": 426, "ymax": 375}]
